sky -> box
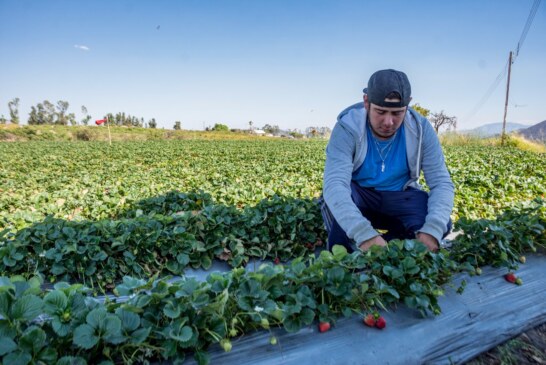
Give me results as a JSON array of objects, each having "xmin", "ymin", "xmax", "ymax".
[{"xmin": 0, "ymin": 0, "xmax": 545, "ymax": 131}]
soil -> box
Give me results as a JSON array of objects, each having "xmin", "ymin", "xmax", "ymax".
[{"xmin": 465, "ymin": 322, "xmax": 546, "ymax": 364}]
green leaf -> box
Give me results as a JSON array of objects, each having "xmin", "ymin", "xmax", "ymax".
[
  {"xmin": 0, "ymin": 335, "xmax": 17, "ymax": 356},
  {"xmin": 19, "ymin": 326, "xmax": 46, "ymax": 354},
  {"xmin": 86, "ymin": 308, "xmax": 107, "ymax": 328},
  {"xmin": 37, "ymin": 347, "xmax": 58, "ymax": 363},
  {"xmin": 130, "ymin": 327, "xmax": 151, "ymax": 344},
  {"xmin": 11, "ymin": 294, "xmax": 43, "ymax": 322},
  {"xmin": 403, "ymin": 239, "xmax": 415, "ymax": 251},
  {"xmin": 3, "ymin": 350, "xmax": 32, "ymax": 365},
  {"xmin": 169, "ymin": 325, "xmax": 193, "ymax": 342},
  {"xmin": 103, "ymin": 314, "xmax": 122, "ymax": 338},
  {"xmin": 176, "ymin": 253, "xmax": 190, "ymax": 266},
  {"xmin": 73, "ymin": 324, "xmax": 99, "ymax": 349},
  {"xmin": 193, "ymin": 350, "xmax": 209, "ymax": 365},
  {"xmin": 116, "ymin": 308, "xmax": 140, "ymax": 332},
  {"xmin": 0, "ymin": 292, "xmax": 11, "ymax": 316},
  {"xmin": 52, "ymin": 318, "xmax": 72, "ymax": 337},
  {"xmin": 332, "ymin": 244, "xmax": 348, "ymax": 260},
  {"xmin": 0, "ymin": 277, "xmax": 15, "ymax": 292},
  {"xmin": 43, "ymin": 290, "xmax": 68, "ymax": 314},
  {"xmin": 163, "ymin": 301, "xmax": 181, "ymax": 319},
  {"xmin": 57, "ymin": 356, "xmax": 87, "ymax": 365}
]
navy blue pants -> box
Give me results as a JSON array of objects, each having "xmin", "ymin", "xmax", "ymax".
[{"xmin": 325, "ymin": 182, "xmax": 451, "ymax": 252}]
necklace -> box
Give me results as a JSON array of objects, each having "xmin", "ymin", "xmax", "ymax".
[{"xmin": 372, "ymin": 131, "xmax": 398, "ymax": 172}]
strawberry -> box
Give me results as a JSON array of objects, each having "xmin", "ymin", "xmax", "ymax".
[
  {"xmin": 375, "ymin": 316, "xmax": 386, "ymax": 329},
  {"xmin": 475, "ymin": 267, "xmax": 482, "ymax": 275},
  {"xmin": 515, "ymin": 278, "xmax": 523, "ymax": 286},
  {"xmin": 220, "ymin": 339, "xmax": 232, "ymax": 352},
  {"xmin": 270, "ymin": 336, "xmax": 278, "ymax": 345},
  {"xmin": 519, "ymin": 256, "xmax": 526, "ymax": 264},
  {"xmin": 305, "ymin": 243, "xmax": 314, "ymax": 250},
  {"xmin": 504, "ymin": 272, "xmax": 517, "ymax": 283},
  {"xmin": 274, "ymin": 257, "xmax": 280, "ymax": 265},
  {"xmin": 363, "ymin": 314, "xmax": 376, "ymax": 327},
  {"xmin": 316, "ymin": 239, "xmax": 323, "ymax": 246},
  {"xmin": 318, "ymin": 321, "xmax": 331, "ymax": 333}
]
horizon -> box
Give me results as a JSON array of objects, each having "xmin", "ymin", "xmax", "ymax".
[{"xmin": 1, "ymin": 0, "xmax": 545, "ymax": 131}]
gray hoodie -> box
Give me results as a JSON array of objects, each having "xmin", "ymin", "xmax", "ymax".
[{"xmin": 323, "ymin": 102, "xmax": 454, "ymax": 245}]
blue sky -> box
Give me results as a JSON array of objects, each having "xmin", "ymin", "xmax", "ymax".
[{"xmin": 1, "ymin": 0, "xmax": 544, "ymax": 131}]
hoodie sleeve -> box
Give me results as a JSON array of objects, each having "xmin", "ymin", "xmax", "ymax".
[
  {"xmin": 323, "ymin": 123, "xmax": 380, "ymax": 245},
  {"xmin": 417, "ymin": 120, "xmax": 455, "ymax": 242}
]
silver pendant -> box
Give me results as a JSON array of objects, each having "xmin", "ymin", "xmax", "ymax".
[{"xmin": 381, "ymin": 162, "xmax": 385, "ymax": 172}]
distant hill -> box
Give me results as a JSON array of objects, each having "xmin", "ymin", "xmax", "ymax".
[
  {"xmin": 518, "ymin": 120, "xmax": 546, "ymax": 142},
  {"xmin": 460, "ymin": 122, "xmax": 530, "ymax": 137}
]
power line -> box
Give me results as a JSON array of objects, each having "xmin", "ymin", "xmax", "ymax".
[
  {"xmin": 463, "ymin": 59, "xmax": 509, "ymax": 122},
  {"xmin": 462, "ymin": 0, "xmax": 542, "ymax": 124},
  {"xmin": 514, "ymin": 0, "xmax": 541, "ymax": 61}
]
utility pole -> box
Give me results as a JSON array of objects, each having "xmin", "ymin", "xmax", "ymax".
[{"xmin": 501, "ymin": 51, "xmax": 513, "ymax": 146}]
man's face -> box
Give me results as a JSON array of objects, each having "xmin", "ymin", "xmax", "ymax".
[{"xmin": 364, "ymin": 95, "xmax": 407, "ymax": 140}]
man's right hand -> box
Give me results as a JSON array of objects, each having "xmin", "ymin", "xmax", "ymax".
[{"xmin": 358, "ymin": 235, "xmax": 387, "ymax": 251}]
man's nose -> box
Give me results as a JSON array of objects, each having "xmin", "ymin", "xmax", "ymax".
[{"xmin": 383, "ymin": 115, "xmax": 394, "ymax": 126}]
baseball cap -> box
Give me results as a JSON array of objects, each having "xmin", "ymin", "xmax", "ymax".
[{"xmin": 363, "ymin": 69, "xmax": 411, "ymax": 108}]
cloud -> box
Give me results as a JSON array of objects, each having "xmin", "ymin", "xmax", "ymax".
[{"xmin": 74, "ymin": 44, "xmax": 90, "ymax": 51}]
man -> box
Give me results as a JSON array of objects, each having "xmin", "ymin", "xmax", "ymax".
[{"xmin": 322, "ymin": 69, "xmax": 454, "ymax": 253}]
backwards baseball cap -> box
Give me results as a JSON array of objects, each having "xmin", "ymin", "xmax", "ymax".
[{"xmin": 363, "ymin": 69, "xmax": 411, "ymax": 108}]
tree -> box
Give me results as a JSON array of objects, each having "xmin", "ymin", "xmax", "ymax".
[
  {"xmin": 28, "ymin": 100, "xmax": 56, "ymax": 125},
  {"xmin": 305, "ymin": 126, "xmax": 320, "ymax": 137},
  {"xmin": 248, "ymin": 120, "xmax": 253, "ymax": 131},
  {"xmin": 429, "ymin": 111, "xmax": 457, "ymax": 134},
  {"xmin": 81, "ymin": 106, "xmax": 92, "ymax": 126},
  {"xmin": 55, "ymin": 100, "xmax": 70, "ymax": 125},
  {"xmin": 148, "ymin": 118, "xmax": 157, "ymax": 128},
  {"xmin": 263, "ymin": 124, "xmax": 279, "ymax": 134},
  {"xmin": 212, "ymin": 123, "xmax": 229, "ymax": 131},
  {"xmin": 8, "ymin": 98, "xmax": 20, "ymax": 124},
  {"xmin": 411, "ymin": 103, "xmax": 430, "ymax": 118},
  {"xmin": 173, "ymin": 121, "xmax": 181, "ymax": 130},
  {"xmin": 0, "ymin": 115, "xmax": 7, "ymax": 124}
]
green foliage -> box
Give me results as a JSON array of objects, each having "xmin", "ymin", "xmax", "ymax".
[
  {"xmin": 8, "ymin": 98, "xmax": 20, "ymax": 125},
  {"xmin": 0, "ymin": 239, "xmax": 465, "ymax": 364},
  {"xmin": 212, "ymin": 123, "xmax": 229, "ymax": 131},
  {"xmin": 410, "ymin": 103, "xmax": 430, "ymax": 118},
  {"xmin": 0, "ymin": 137, "xmax": 544, "ymax": 363},
  {"xmin": 0, "ymin": 193, "xmax": 324, "ymax": 287}
]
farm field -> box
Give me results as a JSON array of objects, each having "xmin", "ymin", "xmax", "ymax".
[{"xmin": 0, "ymin": 139, "xmax": 545, "ymax": 364}]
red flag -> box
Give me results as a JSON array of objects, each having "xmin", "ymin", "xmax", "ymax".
[{"xmin": 95, "ymin": 119, "xmax": 106, "ymax": 125}]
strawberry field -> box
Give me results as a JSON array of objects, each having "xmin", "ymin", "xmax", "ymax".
[{"xmin": 0, "ymin": 139, "xmax": 545, "ymax": 364}]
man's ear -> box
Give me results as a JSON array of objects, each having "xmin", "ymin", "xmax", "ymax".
[{"xmin": 363, "ymin": 94, "xmax": 369, "ymax": 110}]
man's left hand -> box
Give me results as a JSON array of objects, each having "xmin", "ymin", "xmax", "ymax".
[{"xmin": 416, "ymin": 232, "xmax": 439, "ymax": 252}]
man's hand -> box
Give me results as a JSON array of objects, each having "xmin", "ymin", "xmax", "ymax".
[
  {"xmin": 358, "ymin": 235, "xmax": 387, "ymax": 251},
  {"xmin": 416, "ymin": 232, "xmax": 439, "ymax": 252}
]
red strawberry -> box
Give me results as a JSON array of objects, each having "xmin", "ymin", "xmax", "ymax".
[
  {"xmin": 505, "ymin": 272, "xmax": 517, "ymax": 283},
  {"xmin": 305, "ymin": 243, "xmax": 314, "ymax": 250},
  {"xmin": 318, "ymin": 321, "xmax": 331, "ymax": 333},
  {"xmin": 363, "ymin": 314, "xmax": 376, "ymax": 327},
  {"xmin": 274, "ymin": 257, "xmax": 280, "ymax": 265},
  {"xmin": 375, "ymin": 316, "xmax": 386, "ymax": 329}
]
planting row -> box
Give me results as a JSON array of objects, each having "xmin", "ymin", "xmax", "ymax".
[
  {"xmin": 1, "ymin": 194, "xmax": 324, "ymax": 289},
  {"xmin": 0, "ymin": 240, "xmax": 466, "ymax": 365},
  {"xmin": 1, "ymin": 195, "xmax": 544, "ymax": 294}
]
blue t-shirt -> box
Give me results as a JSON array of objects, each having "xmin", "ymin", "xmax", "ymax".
[{"xmin": 352, "ymin": 123, "xmax": 410, "ymax": 191}]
